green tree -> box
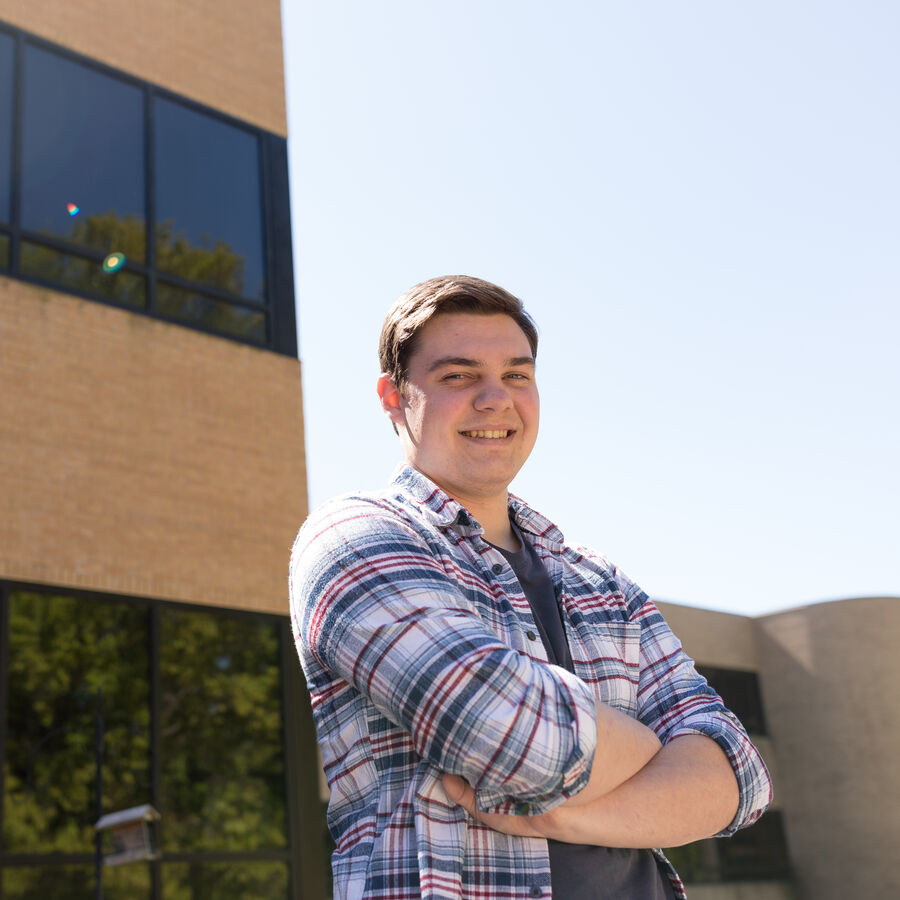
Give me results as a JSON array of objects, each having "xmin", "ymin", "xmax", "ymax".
[
  {"xmin": 4, "ymin": 592, "xmax": 150, "ymax": 855},
  {"xmin": 158, "ymin": 608, "xmax": 287, "ymax": 853}
]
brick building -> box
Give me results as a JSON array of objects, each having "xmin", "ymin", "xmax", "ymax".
[
  {"xmin": 0, "ymin": 2, "xmax": 324, "ymax": 897},
  {"xmin": 1, "ymin": 3, "xmax": 897, "ymax": 899}
]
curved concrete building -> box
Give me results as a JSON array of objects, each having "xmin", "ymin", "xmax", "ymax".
[{"xmin": 756, "ymin": 597, "xmax": 900, "ymax": 899}]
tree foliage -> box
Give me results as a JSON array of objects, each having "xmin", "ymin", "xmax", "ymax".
[
  {"xmin": 4, "ymin": 592, "xmax": 291, "ymax": 898},
  {"xmin": 21, "ymin": 211, "xmax": 264, "ymax": 341}
]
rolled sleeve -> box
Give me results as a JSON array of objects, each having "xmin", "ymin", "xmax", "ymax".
[
  {"xmin": 291, "ymin": 499, "xmax": 598, "ymax": 813},
  {"xmin": 618, "ymin": 570, "xmax": 773, "ymax": 835},
  {"xmin": 668, "ymin": 708, "xmax": 773, "ymax": 835}
]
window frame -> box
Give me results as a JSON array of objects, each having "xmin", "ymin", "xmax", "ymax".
[
  {"xmin": 0, "ymin": 579, "xmax": 325, "ymax": 900},
  {"xmin": 0, "ymin": 23, "xmax": 297, "ymax": 357}
]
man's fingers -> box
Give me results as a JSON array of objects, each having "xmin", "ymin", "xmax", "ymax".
[
  {"xmin": 441, "ymin": 773, "xmax": 474, "ymax": 810},
  {"xmin": 441, "ymin": 773, "xmax": 555, "ymax": 838}
]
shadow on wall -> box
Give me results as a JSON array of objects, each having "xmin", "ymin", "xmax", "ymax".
[{"xmin": 755, "ymin": 597, "xmax": 900, "ymax": 900}]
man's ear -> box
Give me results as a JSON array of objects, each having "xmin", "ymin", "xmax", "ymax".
[{"xmin": 376, "ymin": 374, "xmax": 404, "ymax": 427}]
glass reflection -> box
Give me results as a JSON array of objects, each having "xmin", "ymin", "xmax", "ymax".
[
  {"xmin": 663, "ymin": 811, "xmax": 791, "ymax": 883},
  {"xmin": 157, "ymin": 281, "xmax": 266, "ymax": 343},
  {"xmin": 159, "ymin": 608, "xmax": 287, "ymax": 852},
  {"xmin": 21, "ymin": 45, "xmax": 145, "ymax": 260},
  {"xmin": 20, "ymin": 241, "xmax": 146, "ymax": 308},
  {"xmin": 162, "ymin": 862, "xmax": 289, "ymax": 900},
  {"xmin": 0, "ymin": 31, "xmax": 13, "ymax": 224},
  {"xmin": 154, "ymin": 97, "xmax": 265, "ymax": 299},
  {"xmin": 2, "ymin": 863, "xmax": 150, "ymax": 900},
  {"xmin": 4, "ymin": 592, "xmax": 150, "ymax": 854}
]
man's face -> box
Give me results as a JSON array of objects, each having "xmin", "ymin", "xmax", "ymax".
[{"xmin": 378, "ymin": 312, "xmax": 540, "ymax": 506}]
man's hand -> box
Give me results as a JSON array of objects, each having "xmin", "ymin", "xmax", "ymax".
[
  {"xmin": 442, "ymin": 734, "xmax": 740, "ymax": 848},
  {"xmin": 442, "ymin": 772, "xmax": 561, "ymax": 839}
]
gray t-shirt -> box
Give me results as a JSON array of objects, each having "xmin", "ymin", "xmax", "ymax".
[{"xmin": 493, "ymin": 528, "xmax": 677, "ymax": 900}]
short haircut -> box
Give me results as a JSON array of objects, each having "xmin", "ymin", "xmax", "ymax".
[{"xmin": 378, "ymin": 275, "xmax": 539, "ymax": 387}]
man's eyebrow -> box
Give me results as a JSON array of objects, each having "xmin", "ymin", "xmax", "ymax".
[{"xmin": 427, "ymin": 355, "xmax": 535, "ymax": 372}]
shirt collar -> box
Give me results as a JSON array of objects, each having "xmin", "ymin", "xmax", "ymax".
[{"xmin": 391, "ymin": 465, "xmax": 566, "ymax": 546}]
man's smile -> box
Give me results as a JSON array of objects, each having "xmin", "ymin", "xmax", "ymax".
[{"xmin": 459, "ymin": 429, "xmax": 514, "ymax": 439}]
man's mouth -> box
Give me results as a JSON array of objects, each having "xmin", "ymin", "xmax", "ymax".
[{"xmin": 460, "ymin": 430, "xmax": 512, "ymax": 439}]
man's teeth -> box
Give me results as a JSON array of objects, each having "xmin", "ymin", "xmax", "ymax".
[{"xmin": 462, "ymin": 430, "xmax": 510, "ymax": 439}]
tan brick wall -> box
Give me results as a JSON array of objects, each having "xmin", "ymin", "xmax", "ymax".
[
  {"xmin": 0, "ymin": 0, "xmax": 287, "ymax": 135},
  {"xmin": 0, "ymin": 276, "xmax": 307, "ymax": 614}
]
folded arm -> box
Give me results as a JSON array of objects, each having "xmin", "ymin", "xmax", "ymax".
[
  {"xmin": 565, "ymin": 701, "xmax": 661, "ymax": 805},
  {"xmin": 444, "ymin": 565, "xmax": 771, "ymax": 841},
  {"xmin": 444, "ymin": 733, "xmax": 738, "ymax": 847}
]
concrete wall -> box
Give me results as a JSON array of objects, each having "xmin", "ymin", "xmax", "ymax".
[
  {"xmin": 687, "ymin": 883, "xmax": 796, "ymax": 900},
  {"xmin": 0, "ymin": 0, "xmax": 287, "ymax": 135},
  {"xmin": 0, "ymin": 277, "xmax": 307, "ymax": 614},
  {"xmin": 657, "ymin": 601, "xmax": 761, "ymax": 671},
  {"xmin": 756, "ymin": 597, "xmax": 900, "ymax": 899}
]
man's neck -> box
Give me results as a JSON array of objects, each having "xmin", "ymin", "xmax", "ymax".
[
  {"xmin": 407, "ymin": 465, "xmax": 520, "ymax": 550},
  {"xmin": 458, "ymin": 495, "xmax": 520, "ymax": 551}
]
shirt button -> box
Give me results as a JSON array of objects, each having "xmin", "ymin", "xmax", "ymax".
[
  {"xmin": 529, "ymin": 886, "xmax": 542, "ymax": 898},
  {"xmin": 492, "ymin": 563, "xmax": 503, "ymax": 575},
  {"xmin": 526, "ymin": 630, "xmax": 537, "ymax": 641}
]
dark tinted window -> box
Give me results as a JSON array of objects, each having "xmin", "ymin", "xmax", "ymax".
[
  {"xmin": 0, "ymin": 25, "xmax": 297, "ymax": 353},
  {"xmin": 20, "ymin": 240, "xmax": 146, "ymax": 308},
  {"xmin": 162, "ymin": 862, "xmax": 289, "ymax": 899},
  {"xmin": 155, "ymin": 98, "xmax": 265, "ymax": 300},
  {"xmin": 0, "ymin": 31, "xmax": 13, "ymax": 223},
  {"xmin": 2, "ymin": 863, "xmax": 151, "ymax": 900},
  {"xmin": 21, "ymin": 45, "xmax": 145, "ymax": 261},
  {"xmin": 157, "ymin": 281, "xmax": 265, "ymax": 342},
  {"xmin": 697, "ymin": 666, "xmax": 767, "ymax": 735},
  {"xmin": 665, "ymin": 810, "xmax": 791, "ymax": 883},
  {"xmin": 159, "ymin": 607, "xmax": 287, "ymax": 852},
  {"xmin": 3, "ymin": 592, "xmax": 150, "ymax": 854}
]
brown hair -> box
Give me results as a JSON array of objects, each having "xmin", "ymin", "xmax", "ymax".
[{"xmin": 378, "ymin": 275, "xmax": 538, "ymax": 387}]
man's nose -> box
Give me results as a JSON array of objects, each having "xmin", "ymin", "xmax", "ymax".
[{"xmin": 473, "ymin": 380, "xmax": 513, "ymax": 410}]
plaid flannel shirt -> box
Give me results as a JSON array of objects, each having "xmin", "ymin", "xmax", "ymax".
[{"xmin": 290, "ymin": 467, "xmax": 772, "ymax": 900}]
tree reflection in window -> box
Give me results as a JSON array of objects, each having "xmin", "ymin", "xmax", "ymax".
[
  {"xmin": 3, "ymin": 592, "xmax": 151, "ymax": 854},
  {"xmin": 2, "ymin": 862, "xmax": 150, "ymax": 900},
  {"xmin": 159, "ymin": 608, "xmax": 287, "ymax": 852},
  {"xmin": 20, "ymin": 239, "xmax": 146, "ymax": 309},
  {"xmin": 154, "ymin": 97, "xmax": 265, "ymax": 301},
  {"xmin": 157, "ymin": 281, "xmax": 265, "ymax": 343},
  {"xmin": 664, "ymin": 810, "xmax": 791, "ymax": 883},
  {"xmin": 162, "ymin": 861, "xmax": 289, "ymax": 900}
]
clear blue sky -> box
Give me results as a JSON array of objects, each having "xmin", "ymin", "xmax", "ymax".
[{"xmin": 281, "ymin": 1, "xmax": 898, "ymax": 616}]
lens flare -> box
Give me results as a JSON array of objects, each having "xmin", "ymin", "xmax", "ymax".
[
  {"xmin": 102, "ymin": 252, "xmax": 126, "ymax": 273},
  {"xmin": 66, "ymin": 203, "xmax": 80, "ymax": 216}
]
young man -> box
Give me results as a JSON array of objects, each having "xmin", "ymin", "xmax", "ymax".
[{"xmin": 290, "ymin": 276, "xmax": 772, "ymax": 900}]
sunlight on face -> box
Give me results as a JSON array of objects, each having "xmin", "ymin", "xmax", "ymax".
[{"xmin": 393, "ymin": 312, "xmax": 539, "ymax": 506}]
